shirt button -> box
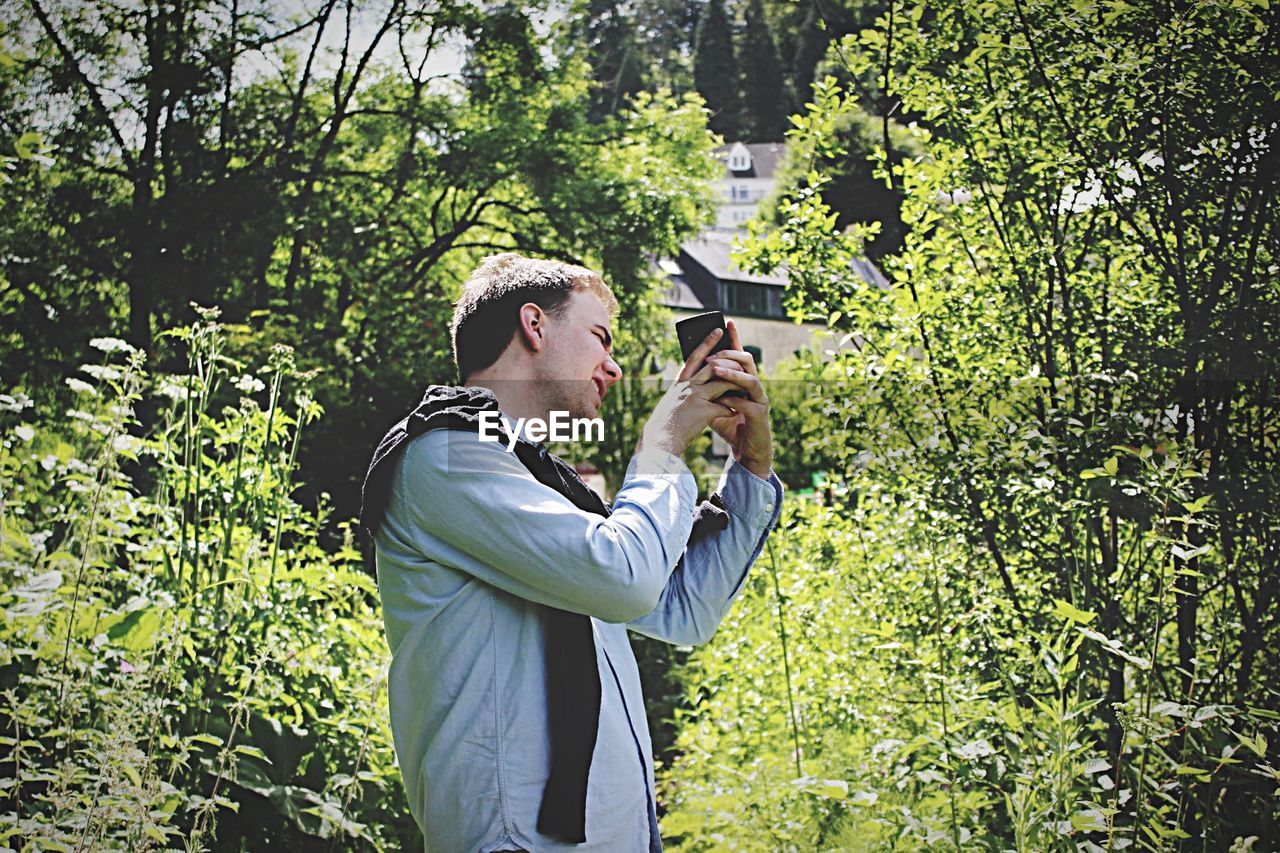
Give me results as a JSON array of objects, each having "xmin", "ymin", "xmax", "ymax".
[{"xmin": 764, "ymin": 502, "xmax": 775, "ymax": 513}]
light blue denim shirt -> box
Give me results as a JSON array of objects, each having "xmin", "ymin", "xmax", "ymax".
[{"xmin": 375, "ymin": 417, "xmax": 783, "ymax": 851}]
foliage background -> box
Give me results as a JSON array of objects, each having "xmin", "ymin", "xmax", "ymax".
[{"xmin": 2, "ymin": 0, "xmax": 1278, "ymax": 849}]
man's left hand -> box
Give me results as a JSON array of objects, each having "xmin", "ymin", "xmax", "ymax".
[{"xmin": 704, "ymin": 319, "xmax": 773, "ymax": 481}]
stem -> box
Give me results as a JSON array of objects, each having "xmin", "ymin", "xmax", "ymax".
[
  {"xmin": 929, "ymin": 549, "xmax": 961, "ymax": 849},
  {"xmin": 266, "ymin": 395, "xmax": 305, "ymax": 596},
  {"xmin": 766, "ymin": 537, "xmax": 803, "ymax": 778}
]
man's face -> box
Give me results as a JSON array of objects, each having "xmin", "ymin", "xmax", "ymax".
[{"xmin": 534, "ymin": 290, "xmax": 622, "ymax": 420}]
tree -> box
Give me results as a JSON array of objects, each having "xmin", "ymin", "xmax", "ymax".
[
  {"xmin": 631, "ymin": 0, "xmax": 703, "ymax": 93},
  {"xmin": 692, "ymin": 0, "xmax": 744, "ymax": 139},
  {"xmin": 0, "ymin": 0, "xmax": 720, "ymax": 530},
  {"xmin": 788, "ymin": 2, "xmax": 831, "ymax": 112},
  {"xmin": 763, "ymin": 97, "xmax": 916, "ymax": 259},
  {"xmin": 714, "ymin": 0, "xmax": 1280, "ymax": 843},
  {"xmin": 565, "ymin": 0, "xmax": 649, "ymax": 121},
  {"xmin": 739, "ymin": 0, "xmax": 789, "ymax": 140}
]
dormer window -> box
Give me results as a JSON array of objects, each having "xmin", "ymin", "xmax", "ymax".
[{"xmin": 727, "ymin": 142, "xmax": 751, "ymax": 173}]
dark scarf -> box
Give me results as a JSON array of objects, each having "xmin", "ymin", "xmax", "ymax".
[{"xmin": 360, "ymin": 384, "xmax": 728, "ymax": 843}]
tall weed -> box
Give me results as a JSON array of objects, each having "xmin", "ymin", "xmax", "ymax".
[{"xmin": 0, "ymin": 317, "xmax": 412, "ymax": 849}]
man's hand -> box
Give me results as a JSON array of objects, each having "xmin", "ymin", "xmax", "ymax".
[
  {"xmin": 637, "ymin": 328, "xmax": 738, "ymax": 459},
  {"xmin": 704, "ymin": 319, "xmax": 773, "ymax": 480}
]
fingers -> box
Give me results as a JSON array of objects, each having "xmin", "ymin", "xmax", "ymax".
[
  {"xmin": 689, "ymin": 359, "xmax": 741, "ymax": 388},
  {"xmin": 706, "ymin": 349, "xmax": 758, "ymax": 376},
  {"xmin": 707, "ymin": 363, "xmax": 767, "ymax": 404},
  {"xmin": 726, "ymin": 318, "xmax": 743, "ymax": 351},
  {"xmin": 678, "ymin": 328, "xmax": 725, "ymax": 381}
]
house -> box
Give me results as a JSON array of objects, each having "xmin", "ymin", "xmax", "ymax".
[
  {"xmin": 657, "ymin": 140, "xmax": 889, "ymax": 456},
  {"xmin": 659, "ymin": 141, "xmax": 888, "ymax": 375},
  {"xmin": 714, "ymin": 141, "xmax": 786, "ymax": 232}
]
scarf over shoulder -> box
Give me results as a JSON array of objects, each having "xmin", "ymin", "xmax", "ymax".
[{"xmin": 359, "ymin": 384, "xmax": 728, "ymax": 842}]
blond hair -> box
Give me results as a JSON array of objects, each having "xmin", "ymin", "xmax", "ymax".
[{"xmin": 450, "ymin": 253, "xmax": 617, "ymax": 381}]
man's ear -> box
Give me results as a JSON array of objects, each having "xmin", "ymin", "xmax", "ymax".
[{"xmin": 517, "ymin": 303, "xmax": 545, "ymax": 352}]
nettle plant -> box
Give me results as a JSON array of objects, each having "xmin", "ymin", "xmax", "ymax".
[
  {"xmin": 1, "ymin": 316, "xmax": 412, "ymax": 850},
  {"xmin": 660, "ymin": 0, "xmax": 1279, "ymax": 844},
  {"xmin": 661, "ymin": 459, "xmax": 1279, "ymax": 851}
]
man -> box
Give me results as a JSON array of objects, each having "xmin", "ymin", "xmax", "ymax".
[{"xmin": 361, "ymin": 253, "xmax": 783, "ymax": 851}]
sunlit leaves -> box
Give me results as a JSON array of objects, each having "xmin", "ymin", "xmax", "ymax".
[{"xmin": 0, "ymin": 320, "xmax": 408, "ymax": 848}]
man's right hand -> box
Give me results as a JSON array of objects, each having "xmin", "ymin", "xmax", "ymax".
[{"xmin": 637, "ymin": 328, "xmax": 738, "ymax": 459}]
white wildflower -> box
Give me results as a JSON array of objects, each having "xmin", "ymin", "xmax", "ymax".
[
  {"xmin": 89, "ymin": 337, "xmax": 137, "ymax": 355},
  {"xmin": 65, "ymin": 377, "xmax": 97, "ymax": 396},
  {"xmin": 232, "ymin": 375, "xmax": 266, "ymax": 394},
  {"xmin": 14, "ymin": 424, "xmax": 34, "ymax": 442},
  {"xmin": 81, "ymin": 364, "xmax": 122, "ymax": 382},
  {"xmin": 112, "ymin": 434, "xmax": 142, "ymax": 454},
  {"xmin": 0, "ymin": 393, "xmax": 33, "ymax": 412},
  {"xmin": 155, "ymin": 377, "xmax": 188, "ymax": 401}
]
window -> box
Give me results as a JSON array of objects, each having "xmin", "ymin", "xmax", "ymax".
[
  {"xmin": 722, "ymin": 281, "xmax": 784, "ymax": 318},
  {"xmin": 744, "ymin": 345, "xmax": 763, "ymax": 366}
]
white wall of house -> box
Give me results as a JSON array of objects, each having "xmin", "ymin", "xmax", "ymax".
[{"xmin": 713, "ymin": 142, "xmax": 779, "ymax": 233}]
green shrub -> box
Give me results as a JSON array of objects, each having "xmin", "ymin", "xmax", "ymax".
[{"xmin": 0, "ymin": 315, "xmax": 413, "ymax": 850}]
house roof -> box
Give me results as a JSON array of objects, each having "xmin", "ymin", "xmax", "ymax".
[
  {"xmin": 678, "ymin": 234, "xmax": 890, "ymax": 289},
  {"xmin": 657, "ymin": 232, "xmax": 891, "ymax": 310},
  {"xmin": 662, "ymin": 276, "xmax": 707, "ymax": 311},
  {"xmin": 680, "ymin": 234, "xmax": 788, "ymax": 286},
  {"xmin": 715, "ymin": 141, "xmax": 787, "ymax": 179}
]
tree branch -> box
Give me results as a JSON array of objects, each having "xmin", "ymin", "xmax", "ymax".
[{"xmin": 26, "ymin": 0, "xmax": 137, "ymax": 175}]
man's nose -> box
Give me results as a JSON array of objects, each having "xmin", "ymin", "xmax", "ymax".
[{"xmin": 602, "ymin": 357, "xmax": 622, "ymax": 387}]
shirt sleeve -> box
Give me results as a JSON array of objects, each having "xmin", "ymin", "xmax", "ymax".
[
  {"xmin": 379, "ymin": 429, "xmax": 698, "ymax": 623},
  {"xmin": 627, "ymin": 455, "xmax": 785, "ymax": 646}
]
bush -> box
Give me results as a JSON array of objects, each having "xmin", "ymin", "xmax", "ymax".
[{"xmin": 0, "ymin": 315, "xmax": 413, "ymax": 850}]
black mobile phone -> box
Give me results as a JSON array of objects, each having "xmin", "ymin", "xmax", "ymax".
[
  {"xmin": 675, "ymin": 311, "xmax": 746, "ymax": 397},
  {"xmin": 676, "ymin": 311, "xmax": 733, "ymax": 362}
]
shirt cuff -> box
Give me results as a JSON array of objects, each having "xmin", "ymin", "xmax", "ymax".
[
  {"xmin": 627, "ymin": 447, "xmax": 692, "ymax": 482},
  {"xmin": 716, "ymin": 456, "xmax": 784, "ymax": 527}
]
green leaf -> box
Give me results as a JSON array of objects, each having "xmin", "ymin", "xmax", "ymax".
[
  {"xmin": 1171, "ymin": 544, "xmax": 1209, "ymax": 561},
  {"xmin": 793, "ymin": 777, "xmax": 849, "ymax": 799},
  {"xmin": 105, "ymin": 605, "xmax": 163, "ymax": 652},
  {"xmin": 1052, "ymin": 598, "xmax": 1097, "ymax": 624},
  {"xmin": 1233, "ymin": 731, "xmax": 1268, "ymax": 757},
  {"xmin": 235, "ymin": 744, "xmax": 273, "ymax": 764},
  {"xmin": 13, "ymin": 132, "xmax": 43, "ymax": 159},
  {"xmin": 1078, "ymin": 627, "xmax": 1151, "ymax": 669},
  {"xmin": 1181, "ymin": 495, "xmax": 1212, "ymax": 513}
]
